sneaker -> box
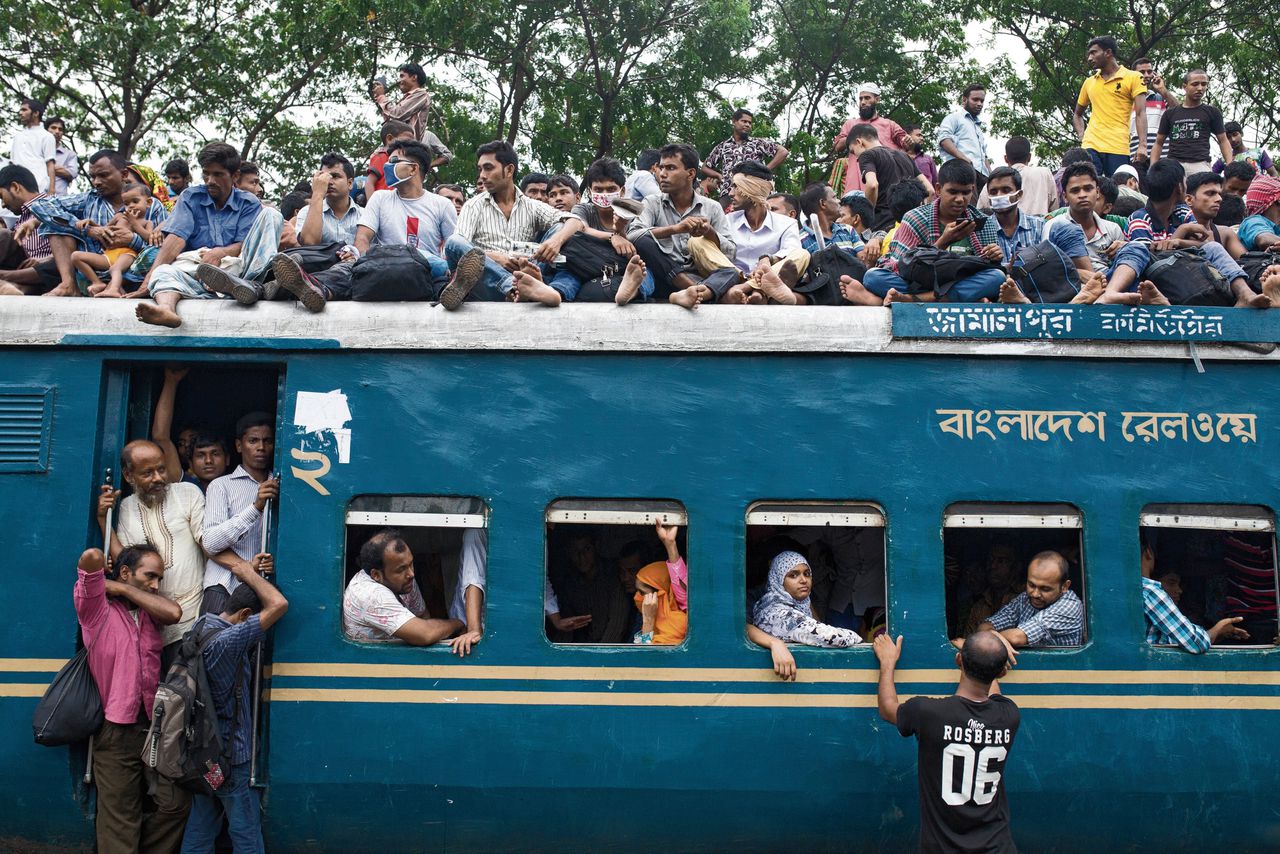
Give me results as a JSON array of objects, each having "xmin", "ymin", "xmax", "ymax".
[
  {"xmin": 271, "ymin": 254, "xmax": 327, "ymax": 313},
  {"xmin": 439, "ymin": 248, "xmax": 486, "ymax": 310},
  {"xmin": 196, "ymin": 263, "xmax": 261, "ymax": 305}
]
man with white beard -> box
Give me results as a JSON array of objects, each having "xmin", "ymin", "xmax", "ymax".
[{"xmin": 97, "ymin": 439, "xmax": 217, "ymax": 668}]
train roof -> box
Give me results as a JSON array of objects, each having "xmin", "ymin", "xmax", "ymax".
[{"xmin": 3, "ymin": 300, "xmax": 1279, "ymax": 361}]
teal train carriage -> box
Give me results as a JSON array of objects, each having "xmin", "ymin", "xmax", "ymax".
[{"xmin": 2, "ymin": 299, "xmax": 1279, "ymax": 852}]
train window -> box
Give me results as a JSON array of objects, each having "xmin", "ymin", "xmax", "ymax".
[
  {"xmin": 544, "ymin": 499, "xmax": 688, "ymax": 646},
  {"xmin": 342, "ymin": 496, "xmax": 489, "ymax": 646},
  {"xmin": 943, "ymin": 503, "xmax": 1086, "ymax": 647},
  {"xmin": 745, "ymin": 502, "xmax": 885, "ymax": 645},
  {"xmin": 1140, "ymin": 504, "xmax": 1279, "ymax": 650}
]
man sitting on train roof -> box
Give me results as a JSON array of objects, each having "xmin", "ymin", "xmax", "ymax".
[
  {"xmin": 718, "ymin": 160, "xmax": 811, "ymax": 306},
  {"xmin": 1141, "ymin": 534, "xmax": 1248, "ymax": 653},
  {"xmin": 344, "ymin": 528, "xmax": 482, "ymax": 652},
  {"xmin": 955, "ymin": 550, "xmax": 1085, "ymax": 659},
  {"xmin": 134, "ymin": 142, "xmax": 274, "ymax": 327},
  {"xmin": 1101, "ymin": 159, "xmax": 1277, "ymax": 307}
]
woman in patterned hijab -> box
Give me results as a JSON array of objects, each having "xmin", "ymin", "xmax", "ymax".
[{"xmin": 751, "ymin": 551, "xmax": 863, "ymax": 648}]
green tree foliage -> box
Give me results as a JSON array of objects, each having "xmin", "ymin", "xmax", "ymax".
[{"xmin": 975, "ymin": 0, "xmax": 1280, "ymax": 157}]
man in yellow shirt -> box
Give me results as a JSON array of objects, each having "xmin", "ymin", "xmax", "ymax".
[{"xmin": 1073, "ymin": 36, "xmax": 1149, "ymax": 180}]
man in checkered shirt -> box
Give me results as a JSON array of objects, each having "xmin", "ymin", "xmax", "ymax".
[{"xmin": 979, "ymin": 551, "xmax": 1085, "ymax": 657}]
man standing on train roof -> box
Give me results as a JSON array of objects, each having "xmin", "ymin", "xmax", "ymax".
[
  {"xmin": 955, "ymin": 550, "xmax": 1084, "ymax": 661},
  {"xmin": 875, "ymin": 631, "xmax": 1019, "ymax": 853},
  {"xmin": 199, "ymin": 412, "xmax": 279, "ymax": 617},
  {"xmin": 344, "ymin": 528, "xmax": 479, "ymax": 652}
]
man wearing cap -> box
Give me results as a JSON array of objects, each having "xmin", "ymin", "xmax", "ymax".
[
  {"xmin": 1239, "ymin": 175, "xmax": 1280, "ymax": 252},
  {"xmin": 832, "ymin": 83, "xmax": 911, "ymax": 194},
  {"xmin": 1112, "ymin": 164, "xmax": 1148, "ymax": 204}
]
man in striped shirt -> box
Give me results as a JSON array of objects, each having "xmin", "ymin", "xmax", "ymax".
[
  {"xmin": 1141, "ymin": 538, "xmax": 1248, "ymax": 652},
  {"xmin": 444, "ymin": 140, "xmax": 580, "ymax": 306},
  {"xmin": 0, "ymin": 164, "xmax": 51, "ymax": 293}
]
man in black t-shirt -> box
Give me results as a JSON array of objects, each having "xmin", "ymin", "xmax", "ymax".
[
  {"xmin": 875, "ymin": 631, "xmax": 1020, "ymax": 853},
  {"xmin": 1150, "ymin": 70, "xmax": 1230, "ymax": 176},
  {"xmin": 848, "ymin": 122, "xmax": 934, "ymax": 231}
]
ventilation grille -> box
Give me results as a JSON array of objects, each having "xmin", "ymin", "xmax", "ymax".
[{"xmin": 0, "ymin": 389, "xmax": 52, "ymax": 472}]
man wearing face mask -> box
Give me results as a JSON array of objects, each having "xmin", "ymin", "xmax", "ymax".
[
  {"xmin": 979, "ymin": 166, "xmax": 1100, "ymax": 303},
  {"xmin": 832, "ymin": 83, "xmax": 911, "ymax": 194},
  {"xmin": 937, "ymin": 85, "xmax": 992, "ymax": 195},
  {"xmin": 270, "ymin": 140, "xmax": 484, "ymax": 310},
  {"xmin": 528, "ymin": 156, "xmax": 653, "ymax": 306}
]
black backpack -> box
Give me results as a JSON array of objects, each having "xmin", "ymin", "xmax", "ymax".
[
  {"xmin": 349, "ymin": 244, "xmax": 442, "ymax": 301},
  {"xmin": 896, "ymin": 247, "xmax": 999, "ymax": 298},
  {"xmin": 1145, "ymin": 249, "xmax": 1233, "ymax": 306},
  {"xmin": 1010, "ymin": 242, "xmax": 1081, "ymax": 303},
  {"xmin": 1237, "ymin": 251, "xmax": 1274, "ymax": 294},
  {"xmin": 801, "ymin": 245, "xmax": 868, "ymax": 306},
  {"xmin": 32, "ymin": 646, "xmax": 103, "ymax": 746},
  {"xmin": 560, "ymin": 234, "xmax": 631, "ymax": 301},
  {"xmin": 140, "ymin": 619, "xmax": 238, "ymax": 796},
  {"xmin": 279, "ymin": 241, "xmax": 345, "ymax": 274}
]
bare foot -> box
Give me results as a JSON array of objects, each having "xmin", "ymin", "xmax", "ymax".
[
  {"xmin": 135, "ymin": 302, "xmax": 182, "ymax": 327},
  {"xmin": 722, "ymin": 283, "xmax": 752, "ymax": 305},
  {"xmin": 1070, "ymin": 273, "xmax": 1106, "ymax": 305},
  {"xmin": 998, "ymin": 277, "xmax": 1031, "ymax": 304},
  {"xmin": 517, "ymin": 260, "xmax": 544, "ymax": 281},
  {"xmin": 0, "ymin": 282, "xmax": 23, "ymax": 296},
  {"xmin": 88, "ymin": 281, "xmax": 107, "ymax": 296},
  {"xmin": 882, "ymin": 289, "xmax": 917, "ymax": 306},
  {"xmin": 513, "ymin": 271, "xmax": 561, "ymax": 306},
  {"xmin": 745, "ymin": 290, "xmax": 767, "ymax": 305},
  {"xmin": 41, "ymin": 281, "xmax": 78, "ymax": 298},
  {"xmin": 1262, "ymin": 267, "xmax": 1280, "ymax": 304},
  {"xmin": 95, "ymin": 285, "xmax": 125, "ymax": 299},
  {"xmin": 755, "ymin": 263, "xmax": 797, "ymax": 305},
  {"xmin": 838, "ymin": 275, "xmax": 883, "ymax": 306},
  {"xmin": 777, "ymin": 258, "xmax": 800, "ymax": 287},
  {"xmin": 1137, "ymin": 280, "xmax": 1171, "ymax": 306},
  {"xmin": 1097, "ymin": 288, "xmax": 1141, "ymax": 306},
  {"xmin": 615, "ymin": 255, "xmax": 646, "ymax": 305},
  {"xmin": 669, "ymin": 284, "xmax": 710, "ymax": 309}
]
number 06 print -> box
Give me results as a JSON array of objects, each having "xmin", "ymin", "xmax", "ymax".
[{"xmin": 941, "ymin": 744, "xmax": 1007, "ymax": 806}]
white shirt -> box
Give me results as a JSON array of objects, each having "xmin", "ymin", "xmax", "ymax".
[
  {"xmin": 624, "ymin": 169, "xmax": 660, "ymax": 201},
  {"xmin": 115, "ymin": 482, "xmax": 206, "ymax": 645},
  {"xmin": 725, "ymin": 208, "xmax": 802, "ymax": 274},
  {"xmin": 360, "ymin": 188, "xmax": 456, "ymax": 254},
  {"xmin": 10, "ymin": 126, "xmax": 56, "ymax": 193},
  {"xmin": 343, "ymin": 570, "xmax": 427, "ymax": 642},
  {"xmin": 448, "ymin": 528, "xmax": 488, "ymax": 625}
]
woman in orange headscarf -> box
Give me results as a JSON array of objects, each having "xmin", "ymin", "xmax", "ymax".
[{"xmin": 632, "ymin": 561, "xmax": 688, "ymax": 645}]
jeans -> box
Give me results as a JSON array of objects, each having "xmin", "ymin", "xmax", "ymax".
[
  {"xmin": 1199, "ymin": 240, "xmax": 1247, "ymax": 284},
  {"xmin": 1106, "ymin": 241, "xmax": 1151, "ymax": 282},
  {"xmin": 1086, "ymin": 150, "xmax": 1132, "ymax": 181},
  {"xmin": 547, "ymin": 268, "xmax": 656, "ymax": 301},
  {"xmin": 862, "ymin": 266, "xmax": 1007, "ymax": 302},
  {"xmin": 444, "ymin": 234, "xmax": 512, "ymax": 300},
  {"xmin": 181, "ymin": 761, "xmax": 264, "ymax": 854}
]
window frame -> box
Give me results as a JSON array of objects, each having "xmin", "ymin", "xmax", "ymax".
[
  {"xmin": 1140, "ymin": 503, "xmax": 1279, "ymax": 652},
  {"xmin": 341, "ymin": 494, "xmax": 490, "ymax": 648},
  {"xmin": 542, "ymin": 497, "xmax": 688, "ymax": 650},
  {"xmin": 942, "ymin": 501, "xmax": 1088, "ymax": 651},
  {"xmin": 744, "ymin": 500, "xmax": 887, "ymax": 649}
]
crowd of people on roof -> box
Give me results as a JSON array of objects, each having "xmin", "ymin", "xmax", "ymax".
[{"xmin": 4, "ymin": 38, "xmax": 1280, "ymax": 324}]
